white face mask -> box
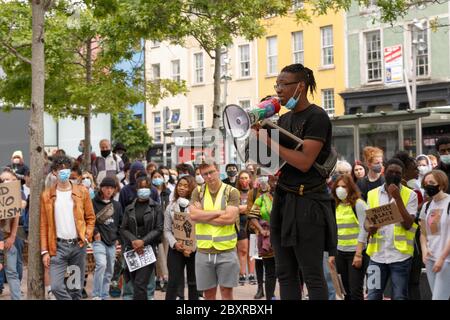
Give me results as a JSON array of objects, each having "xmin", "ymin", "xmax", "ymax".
[
  {"xmin": 12, "ymin": 158, "xmax": 21, "ymax": 164},
  {"xmin": 164, "ymin": 175, "xmax": 170, "ymax": 183},
  {"xmin": 195, "ymin": 175, "xmax": 204, "ymax": 185},
  {"xmin": 418, "ymin": 165, "xmax": 430, "ymax": 176},
  {"xmin": 336, "ymin": 186, "xmax": 348, "ymax": 201},
  {"xmin": 177, "ymin": 197, "xmax": 190, "ymax": 208},
  {"xmin": 82, "ymin": 178, "xmax": 92, "ymax": 188}
]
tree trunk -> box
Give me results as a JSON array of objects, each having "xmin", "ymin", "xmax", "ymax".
[
  {"xmin": 212, "ymin": 45, "xmax": 222, "ymax": 129},
  {"xmin": 83, "ymin": 38, "xmax": 93, "ymax": 170},
  {"xmin": 27, "ymin": 0, "xmax": 46, "ymax": 300}
]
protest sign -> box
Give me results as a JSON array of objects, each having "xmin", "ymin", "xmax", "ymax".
[
  {"xmin": 173, "ymin": 212, "xmax": 196, "ymax": 251},
  {"xmin": 0, "ymin": 180, "xmax": 22, "ymax": 220},
  {"xmin": 365, "ymin": 202, "xmax": 403, "ymax": 228}
]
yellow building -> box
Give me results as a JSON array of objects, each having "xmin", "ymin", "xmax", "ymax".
[{"xmin": 257, "ymin": 5, "xmax": 345, "ymax": 116}]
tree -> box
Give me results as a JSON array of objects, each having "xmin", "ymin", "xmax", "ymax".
[{"xmin": 112, "ymin": 109, "xmax": 152, "ymax": 160}]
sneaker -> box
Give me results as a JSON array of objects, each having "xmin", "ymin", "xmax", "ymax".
[
  {"xmin": 92, "ymin": 296, "xmax": 102, "ymax": 300},
  {"xmin": 47, "ymin": 290, "xmax": 56, "ymax": 300},
  {"xmin": 161, "ymin": 280, "xmax": 168, "ymax": 293},
  {"xmin": 155, "ymin": 281, "xmax": 162, "ymax": 291},
  {"xmin": 239, "ymin": 274, "xmax": 247, "ymax": 286},
  {"xmin": 82, "ymin": 288, "xmax": 88, "ymax": 299},
  {"xmin": 248, "ymin": 274, "xmax": 257, "ymax": 285}
]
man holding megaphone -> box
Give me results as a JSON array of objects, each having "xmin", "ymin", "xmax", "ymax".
[{"xmin": 254, "ymin": 63, "xmax": 338, "ymax": 300}]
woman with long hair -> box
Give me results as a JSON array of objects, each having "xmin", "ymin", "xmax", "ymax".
[{"xmin": 357, "ymin": 146, "xmax": 385, "ymax": 201}]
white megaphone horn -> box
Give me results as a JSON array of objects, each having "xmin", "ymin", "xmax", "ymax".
[{"xmin": 222, "ymin": 97, "xmax": 281, "ymax": 140}]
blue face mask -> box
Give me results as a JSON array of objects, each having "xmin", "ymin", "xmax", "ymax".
[
  {"xmin": 440, "ymin": 154, "xmax": 450, "ymax": 165},
  {"xmin": 285, "ymin": 83, "xmax": 302, "ymax": 110},
  {"xmin": 179, "ymin": 173, "xmax": 189, "ymax": 178},
  {"xmin": 152, "ymin": 178, "xmax": 164, "ymax": 186},
  {"xmin": 58, "ymin": 169, "xmax": 71, "ymax": 183},
  {"xmin": 137, "ymin": 188, "xmax": 151, "ymax": 200},
  {"xmin": 78, "ymin": 145, "xmax": 84, "ymax": 153},
  {"xmin": 89, "ymin": 189, "xmax": 95, "ymax": 199}
]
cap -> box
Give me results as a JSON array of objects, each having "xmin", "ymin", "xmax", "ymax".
[
  {"xmin": 100, "ymin": 176, "xmax": 117, "ymax": 188},
  {"xmin": 12, "ymin": 150, "xmax": 23, "ymax": 159}
]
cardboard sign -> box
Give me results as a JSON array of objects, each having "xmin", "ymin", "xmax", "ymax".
[
  {"xmin": 365, "ymin": 202, "xmax": 403, "ymax": 228},
  {"xmin": 0, "ymin": 180, "xmax": 22, "ymax": 220},
  {"xmin": 173, "ymin": 212, "xmax": 196, "ymax": 251},
  {"xmin": 329, "ymin": 266, "xmax": 346, "ymax": 300}
]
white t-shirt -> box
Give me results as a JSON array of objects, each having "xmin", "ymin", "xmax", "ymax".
[
  {"xmin": 419, "ymin": 194, "xmax": 450, "ymax": 263},
  {"xmin": 55, "ymin": 190, "xmax": 78, "ymax": 240}
]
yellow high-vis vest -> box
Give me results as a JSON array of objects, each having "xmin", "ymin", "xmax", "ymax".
[
  {"xmin": 336, "ymin": 200, "xmax": 364, "ymax": 248},
  {"xmin": 195, "ymin": 182, "xmax": 237, "ymax": 250},
  {"xmin": 366, "ymin": 186, "xmax": 418, "ymax": 257}
]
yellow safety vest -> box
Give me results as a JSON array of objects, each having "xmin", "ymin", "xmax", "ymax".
[
  {"xmin": 195, "ymin": 182, "xmax": 238, "ymax": 250},
  {"xmin": 366, "ymin": 186, "xmax": 418, "ymax": 257},
  {"xmin": 336, "ymin": 200, "xmax": 364, "ymax": 248}
]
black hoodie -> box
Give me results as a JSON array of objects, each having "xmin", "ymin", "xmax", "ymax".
[{"xmin": 92, "ymin": 193, "xmax": 123, "ymax": 246}]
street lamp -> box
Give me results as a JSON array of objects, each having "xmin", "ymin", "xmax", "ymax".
[{"xmin": 406, "ymin": 19, "xmax": 427, "ymax": 155}]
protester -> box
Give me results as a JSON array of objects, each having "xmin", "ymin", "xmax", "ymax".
[
  {"xmin": 40, "ymin": 156, "xmax": 96, "ymax": 300},
  {"xmin": 195, "ymin": 168, "xmax": 205, "ymax": 186},
  {"xmin": 6, "ymin": 150, "xmax": 29, "ymax": 185},
  {"xmin": 364, "ymin": 158, "xmax": 418, "ymax": 300},
  {"xmin": 120, "ymin": 176, "xmax": 163, "ymax": 300},
  {"xmin": 176, "ymin": 163, "xmax": 195, "ymax": 178},
  {"xmin": 91, "ymin": 177, "xmax": 122, "ymax": 300},
  {"xmin": 329, "ymin": 174, "xmax": 368, "ymax": 300},
  {"xmin": 164, "ymin": 175, "xmax": 198, "ymax": 300},
  {"xmin": 352, "ymin": 160, "xmax": 367, "ymax": 182},
  {"xmin": 113, "ymin": 142, "xmax": 129, "ymax": 166},
  {"xmin": 435, "ymin": 137, "xmax": 450, "ymax": 193},
  {"xmin": 428, "ymin": 154, "xmax": 438, "ymax": 169},
  {"xmin": 81, "ymin": 171, "xmax": 96, "ymax": 200},
  {"xmin": 419, "ymin": 170, "xmax": 450, "ymax": 300},
  {"xmin": 416, "ymin": 155, "xmax": 433, "ymax": 192},
  {"xmin": 146, "ymin": 162, "xmax": 157, "ymax": 176},
  {"xmin": 91, "ymin": 139, "xmax": 124, "ymax": 185},
  {"xmin": 189, "ymin": 159, "xmax": 240, "ymax": 300},
  {"xmin": 357, "ymin": 146, "xmax": 385, "ymax": 201},
  {"xmin": 222, "ymin": 164, "xmax": 239, "ymax": 188}
]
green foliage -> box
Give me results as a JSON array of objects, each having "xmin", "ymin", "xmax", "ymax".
[{"xmin": 112, "ymin": 109, "xmax": 152, "ymax": 159}]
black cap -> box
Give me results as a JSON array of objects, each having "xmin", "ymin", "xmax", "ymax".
[
  {"xmin": 113, "ymin": 142, "xmax": 127, "ymax": 153},
  {"xmin": 100, "ymin": 176, "xmax": 117, "ymax": 188}
]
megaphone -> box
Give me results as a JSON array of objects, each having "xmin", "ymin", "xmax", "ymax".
[{"xmin": 223, "ymin": 97, "xmax": 281, "ymax": 140}]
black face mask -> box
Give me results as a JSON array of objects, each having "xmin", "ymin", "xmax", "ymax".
[
  {"xmin": 227, "ymin": 171, "xmax": 237, "ymax": 177},
  {"xmin": 385, "ymin": 174, "xmax": 402, "ymax": 186},
  {"xmin": 101, "ymin": 150, "xmax": 111, "ymax": 158},
  {"xmin": 424, "ymin": 185, "xmax": 440, "ymax": 197}
]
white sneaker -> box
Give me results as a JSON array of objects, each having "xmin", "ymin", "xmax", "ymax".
[
  {"xmin": 47, "ymin": 290, "xmax": 56, "ymax": 300},
  {"xmin": 92, "ymin": 296, "xmax": 102, "ymax": 300}
]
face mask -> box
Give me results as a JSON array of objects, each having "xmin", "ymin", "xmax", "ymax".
[
  {"xmin": 371, "ymin": 164, "xmax": 383, "ymax": 174},
  {"xmin": 101, "ymin": 150, "xmax": 111, "ymax": 158},
  {"xmin": 406, "ymin": 179, "xmax": 417, "ymax": 190},
  {"xmin": 424, "ymin": 184, "xmax": 440, "ymax": 198},
  {"xmin": 418, "ymin": 165, "xmax": 430, "ymax": 176},
  {"xmin": 195, "ymin": 175, "xmax": 205, "ymax": 185},
  {"xmin": 58, "ymin": 169, "xmax": 71, "ymax": 183},
  {"xmin": 179, "ymin": 173, "xmax": 189, "ymax": 178},
  {"xmin": 70, "ymin": 179, "xmax": 78, "ymax": 185},
  {"xmin": 137, "ymin": 188, "xmax": 151, "ymax": 200},
  {"xmin": 440, "ymin": 154, "xmax": 450, "ymax": 165},
  {"xmin": 171, "ymin": 175, "xmax": 178, "ymax": 182},
  {"xmin": 227, "ymin": 170, "xmax": 237, "ymax": 177},
  {"xmin": 82, "ymin": 178, "xmax": 92, "ymax": 188},
  {"xmin": 116, "ymin": 151, "xmax": 124, "ymax": 157},
  {"xmin": 164, "ymin": 175, "xmax": 170, "ymax": 183},
  {"xmin": 177, "ymin": 197, "xmax": 190, "ymax": 208},
  {"xmin": 285, "ymin": 83, "xmax": 302, "ymax": 110},
  {"xmin": 78, "ymin": 145, "xmax": 84, "ymax": 153},
  {"xmin": 12, "ymin": 158, "xmax": 20, "ymax": 164},
  {"xmin": 152, "ymin": 178, "xmax": 164, "ymax": 186},
  {"xmin": 385, "ymin": 174, "xmax": 402, "ymax": 187},
  {"xmin": 335, "ymin": 186, "xmax": 348, "ymax": 201},
  {"xmin": 89, "ymin": 189, "xmax": 95, "ymax": 199},
  {"xmin": 240, "ymin": 181, "xmax": 250, "ymax": 189}
]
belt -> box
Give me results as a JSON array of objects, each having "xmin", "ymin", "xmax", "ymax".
[
  {"xmin": 57, "ymin": 237, "xmax": 79, "ymax": 244},
  {"xmin": 277, "ymin": 181, "xmax": 327, "ymax": 196}
]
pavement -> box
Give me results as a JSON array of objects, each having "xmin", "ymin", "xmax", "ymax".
[{"xmin": 0, "ymin": 266, "xmax": 280, "ymax": 300}]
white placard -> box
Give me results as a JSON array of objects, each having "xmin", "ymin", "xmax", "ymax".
[{"xmin": 124, "ymin": 245, "xmax": 156, "ymax": 272}]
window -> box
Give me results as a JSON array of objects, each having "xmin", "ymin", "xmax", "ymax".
[
  {"xmin": 365, "ymin": 31, "xmax": 382, "ymax": 82},
  {"xmin": 195, "ymin": 105, "xmax": 204, "ymax": 128},
  {"xmin": 151, "ymin": 63, "xmax": 160, "ymax": 81},
  {"xmin": 239, "ymin": 44, "xmax": 250, "ymax": 78},
  {"xmin": 220, "ymin": 52, "xmax": 228, "ymax": 78},
  {"xmin": 322, "ymin": 89, "xmax": 335, "ymax": 115},
  {"xmin": 239, "ymin": 100, "xmax": 251, "ymax": 110},
  {"xmin": 194, "ymin": 53, "xmax": 204, "ymax": 83},
  {"xmin": 292, "ymin": 31, "xmax": 304, "ymax": 64},
  {"xmin": 321, "ymin": 26, "xmax": 334, "ymax": 66},
  {"xmin": 153, "ymin": 112, "xmax": 161, "ymax": 143},
  {"xmin": 412, "ymin": 25, "xmax": 429, "ymax": 77},
  {"xmin": 292, "ymin": 0, "xmax": 304, "ymax": 10},
  {"xmin": 267, "ymin": 36, "xmax": 278, "ymax": 75},
  {"xmin": 171, "ymin": 109, "xmax": 180, "ymax": 129},
  {"xmin": 171, "ymin": 60, "xmax": 180, "ymax": 82}
]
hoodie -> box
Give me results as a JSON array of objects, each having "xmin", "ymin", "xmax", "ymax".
[
  {"xmin": 119, "ymin": 161, "xmax": 160, "ymax": 210},
  {"xmin": 92, "ymin": 193, "xmax": 122, "ymax": 246}
]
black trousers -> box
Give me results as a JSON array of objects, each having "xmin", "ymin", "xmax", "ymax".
[
  {"xmin": 271, "ymin": 223, "xmax": 327, "ymax": 300},
  {"xmin": 262, "ymin": 257, "xmax": 276, "ymax": 300},
  {"xmin": 255, "ymin": 259, "xmax": 264, "ymax": 286},
  {"xmin": 165, "ymin": 248, "xmax": 198, "ymax": 300},
  {"xmin": 336, "ymin": 250, "xmax": 367, "ymax": 300},
  {"xmin": 130, "ymin": 263, "xmax": 154, "ymax": 300}
]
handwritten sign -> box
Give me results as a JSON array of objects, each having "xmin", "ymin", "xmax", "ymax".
[
  {"xmin": 173, "ymin": 212, "xmax": 196, "ymax": 251},
  {"xmin": 365, "ymin": 202, "xmax": 403, "ymax": 228},
  {"xmin": 0, "ymin": 180, "xmax": 22, "ymax": 220}
]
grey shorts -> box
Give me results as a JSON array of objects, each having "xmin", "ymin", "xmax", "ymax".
[{"xmin": 195, "ymin": 250, "xmax": 240, "ymax": 291}]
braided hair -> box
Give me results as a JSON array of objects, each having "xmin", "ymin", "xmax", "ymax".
[{"xmin": 281, "ymin": 63, "xmax": 317, "ymax": 97}]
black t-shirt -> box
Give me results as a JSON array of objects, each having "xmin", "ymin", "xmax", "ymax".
[
  {"xmin": 277, "ymin": 104, "xmax": 332, "ymax": 189},
  {"xmin": 357, "ymin": 175, "xmax": 385, "ymax": 202},
  {"xmin": 135, "ymin": 201, "xmax": 147, "ymax": 237}
]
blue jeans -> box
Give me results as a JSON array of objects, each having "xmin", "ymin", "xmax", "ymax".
[
  {"xmin": 92, "ymin": 241, "xmax": 116, "ymax": 299},
  {"xmin": 367, "ymin": 258, "xmax": 412, "ymax": 300},
  {"xmin": 15, "ymin": 238, "xmax": 24, "ymax": 281},
  {"xmin": 5, "ymin": 243, "xmax": 22, "ymax": 300},
  {"xmin": 426, "ymin": 260, "xmax": 450, "ymax": 300},
  {"xmin": 323, "ymin": 252, "xmax": 336, "ymax": 300}
]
